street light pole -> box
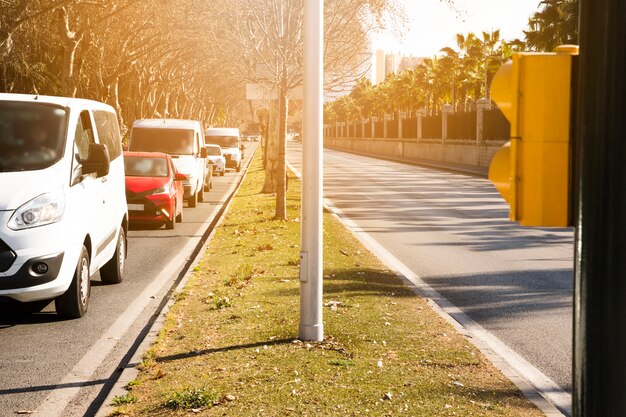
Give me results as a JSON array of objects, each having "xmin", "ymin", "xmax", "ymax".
[{"xmin": 299, "ymin": 0, "xmax": 324, "ymax": 341}]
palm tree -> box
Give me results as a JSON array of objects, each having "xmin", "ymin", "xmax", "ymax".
[
  {"xmin": 524, "ymin": 0, "xmax": 578, "ymax": 51},
  {"xmin": 349, "ymin": 77, "xmax": 375, "ymax": 118}
]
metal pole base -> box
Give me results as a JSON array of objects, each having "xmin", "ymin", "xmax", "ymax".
[{"xmin": 298, "ymin": 323, "xmax": 324, "ymax": 342}]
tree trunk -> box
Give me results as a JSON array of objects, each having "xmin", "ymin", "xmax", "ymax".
[
  {"xmin": 58, "ymin": 8, "xmax": 81, "ymax": 98},
  {"xmin": 262, "ymin": 99, "xmax": 280, "ymax": 194},
  {"xmin": 275, "ymin": 85, "xmax": 287, "ymax": 220}
]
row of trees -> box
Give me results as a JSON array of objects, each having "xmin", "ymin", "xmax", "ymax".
[
  {"xmin": 324, "ymin": 0, "xmax": 579, "ymax": 123},
  {"xmin": 1, "ymin": 1, "xmax": 249, "ymax": 131},
  {"xmin": 0, "ymin": 0, "xmax": 403, "ymax": 219}
]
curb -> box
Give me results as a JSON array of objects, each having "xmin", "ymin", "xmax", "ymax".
[
  {"xmin": 287, "ymin": 160, "xmax": 570, "ymax": 417},
  {"xmin": 95, "ymin": 146, "xmax": 257, "ymax": 417},
  {"xmin": 323, "ymin": 145, "xmax": 489, "ymax": 178}
]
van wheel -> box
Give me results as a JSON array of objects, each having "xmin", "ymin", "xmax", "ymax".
[
  {"xmin": 55, "ymin": 246, "xmax": 90, "ymax": 318},
  {"xmin": 198, "ymin": 185, "xmax": 204, "ymax": 202},
  {"xmin": 236, "ymin": 162, "xmax": 241, "ymax": 172},
  {"xmin": 176, "ymin": 205, "xmax": 183, "ymax": 223},
  {"xmin": 101, "ymin": 228, "xmax": 126, "ymax": 284},
  {"xmin": 188, "ymin": 192, "xmax": 197, "ymax": 208}
]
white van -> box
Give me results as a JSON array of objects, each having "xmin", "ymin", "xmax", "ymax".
[
  {"xmin": 205, "ymin": 127, "xmax": 243, "ymax": 172},
  {"xmin": 129, "ymin": 119, "xmax": 208, "ymax": 207},
  {"xmin": 0, "ymin": 93, "xmax": 128, "ymax": 318}
]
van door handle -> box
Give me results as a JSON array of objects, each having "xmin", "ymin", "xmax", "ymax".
[{"xmin": 101, "ymin": 177, "xmax": 107, "ymax": 183}]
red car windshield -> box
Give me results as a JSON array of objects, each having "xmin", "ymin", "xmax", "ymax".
[{"xmin": 124, "ymin": 156, "xmax": 169, "ymax": 177}]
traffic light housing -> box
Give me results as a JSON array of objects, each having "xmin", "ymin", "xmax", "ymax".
[{"xmin": 489, "ymin": 45, "xmax": 578, "ymax": 227}]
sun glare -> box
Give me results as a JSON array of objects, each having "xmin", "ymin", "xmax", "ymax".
[{"xmin": 372, "ymin": 0, "xmax": 541, "ymax": 57}]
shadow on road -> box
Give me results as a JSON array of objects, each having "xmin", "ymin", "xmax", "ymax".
[{"xmin": 323, "ymin": 166, "xmax": 574, "ymax": 252}]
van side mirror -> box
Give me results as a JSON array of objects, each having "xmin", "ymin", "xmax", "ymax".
[
  {"xmin": 82, "ymin": 143, "xmax": 110, "ymax": 178},
  {"xmin": 201, "ymin": 147, "xmax": 208, "ymax": 158},
  {"xmin": 174, "ymin": 172, "xmax": 188, "ymax": 181}
]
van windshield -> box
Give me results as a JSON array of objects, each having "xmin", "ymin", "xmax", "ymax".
[
  {"xmin": 205, "ymin": 135, "xmax": 238, "ymax": 148},
  {"xmin": 0, "ymin": 102, "xmax": 67, "ymax": 172},
  {"xmin": 206, "ymin": 146, "xmax": 222, "ymax": 156},
  {"xmin": 130, "ymin": 128, "xmax": 195, "ymax": 155}
]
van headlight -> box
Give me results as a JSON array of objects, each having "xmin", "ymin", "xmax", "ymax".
[{"xmin": 8, "ymin": 189, "xmax": 66, "ymax": 230}]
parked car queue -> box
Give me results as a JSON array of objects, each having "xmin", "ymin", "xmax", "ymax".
[{"xmin": 0, "ymin": 93, "xmax": 245, "ymax": 320}]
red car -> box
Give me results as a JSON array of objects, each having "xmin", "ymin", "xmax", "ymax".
[{"xmin": 124, "ymin": 151, "xmax": 186, "ymax": 229}]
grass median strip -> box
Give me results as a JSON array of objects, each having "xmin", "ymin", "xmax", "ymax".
[{"xmin": 113, "ymin": 152, "xmax": 543, "ymax": 416}]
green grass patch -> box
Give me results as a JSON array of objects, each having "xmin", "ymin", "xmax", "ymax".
[
  {"xmin": 328, "ymin": 358, "xmax": 356, "ymax": 367},
  {"xmin": 118, "ymin": 151, "xmax": 543, "ymax": 416},
  {"xmin": 164, "ymin": 387, "xmax": 219, "ymax": 410},
  {"xmin": 111, "ymin": 392, "xmax": 137, "ymax": 406},
  {"xmin": 124, "ymin": 379, "xmax": 141, "ymax": 389}
]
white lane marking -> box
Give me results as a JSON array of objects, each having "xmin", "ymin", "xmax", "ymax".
[
  {"xmin": 35, "ymin": 237, "xmax": 199, "ymax": 416},
  {"xmin": 287, "ymin": 160, "xmax": 571, "ymax": 417},
  {"xmin": 34, "ymin": 168, "xmax": 247, "ymax": 417},
  {"xmin": 92, "ymin": 146, "xmax": 257, "ymax": 417}
]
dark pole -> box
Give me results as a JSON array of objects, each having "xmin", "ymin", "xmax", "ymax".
[{"xmin": 574, "ymin": 0, "xmax": 626, "ymax": 415}]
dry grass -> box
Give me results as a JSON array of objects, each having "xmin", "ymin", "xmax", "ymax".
[{"xmin": 113, "ymin": 152, "xmax": 543, "ymax": 416}]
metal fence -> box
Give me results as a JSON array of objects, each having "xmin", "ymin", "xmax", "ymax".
[
  {"xmin": 403, "ymin": 117, "xmax": 417, "ymax": 138},
  {"xmin": 422, "ymin": 114, "xmax": 442, "ymax": 139},
  {"xmin": 448, "ymin": 111, "xmax": 477, "ymax": 140},
  {"xmin": 483, "ymin": 108, "xmax": 510, "ymax": 141},
  {"xmin": 325, "ymin": 106, "xmax": 510, "ymax": 142},
  {"xmin": 387, "ymin": 119, "xmax": 398, "ymax": 138},
  {"xmin": 375, "ymin": 121, "xmax": 384, "ymax": 138}
]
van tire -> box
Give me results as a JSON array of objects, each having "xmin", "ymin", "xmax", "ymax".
[
  {"xmin": 176, "ymin": 205, "xmax": 183, "ymax": 223},
  {"xmin": 236, "ymin": 162, "xmax": 241, "ymax": 172},
  {"xmin": 55, "ymin": 246, "xmax": 90, "ymax": 318},
  {"xmin": 198, "ymin": 185, "xmax": 204, "ymax": 202},
  {"xmin": 101, "ymin": 228, "xmax": 126, "ymax": 284},
  {"xmin": 188, "ymin": 192, "xmax": 197, "ymax": 208}
]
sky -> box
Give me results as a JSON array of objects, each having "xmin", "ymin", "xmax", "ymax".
[{"xmin": 371, "ymin": 0, "xmax": 542, "ymax": 57}]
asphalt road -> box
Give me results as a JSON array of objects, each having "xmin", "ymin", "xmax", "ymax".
[
  {"xmin": 288, "ymin": 142, "xmax": 574, "ymax": 393},
  {"xmin": 0, "ymin": 143, "xmax": 256, "ymax": 416}
]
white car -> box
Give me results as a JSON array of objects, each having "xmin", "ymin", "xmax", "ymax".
[
  {"xmin": 205, "ymin": 144, "xmax": 226, "ymax": 176},
  {"xmin": 129, "ymin": 119, "xmax": 208, "ymax": 207},
  {"xmin": 0, "ymin": 93, "xmax": 128, "ymax": 318},
  {"xmin": 205, "ymin": 127, "xmax": 243, "ymax": 172}
]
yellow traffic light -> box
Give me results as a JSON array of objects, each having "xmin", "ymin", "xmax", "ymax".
[{"xmin": 489, "ymin": 45, "xmax": 578, "ymax": 227}]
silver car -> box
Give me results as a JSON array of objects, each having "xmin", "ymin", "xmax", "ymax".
[{"xmin": 205, "ymin": 144, "xmax": 226, "ymax": 176}]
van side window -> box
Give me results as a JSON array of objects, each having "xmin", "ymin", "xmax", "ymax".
[
  {"xmin": 94, "ymin": 110, "xmax": 122, "ymax": 160},
  {"xmin": 74, "ymin": 111, "xmax": 95, "ymax": 161}
]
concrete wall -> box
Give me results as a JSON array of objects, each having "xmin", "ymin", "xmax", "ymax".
[{"xmin": 324, "ymin": 137, "xmax": 504, "ymax": 169}]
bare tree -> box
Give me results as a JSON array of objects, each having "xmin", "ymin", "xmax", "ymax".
[{"xmin": 206, "ymin": 0, "xmax": 404, "ymax": 219}]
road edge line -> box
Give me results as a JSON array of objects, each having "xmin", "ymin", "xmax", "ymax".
[
  {"xmin": 287, "ymin": 160, "xmax": 570, "ymax": 417},
  {"xmin": 28, "ymin": 148, "xmax": 256, "ymax": 417},
  {"xmin": 93, "ymin": 148, "xmax": 257, "ymax": 417}
]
